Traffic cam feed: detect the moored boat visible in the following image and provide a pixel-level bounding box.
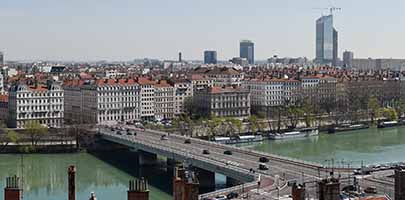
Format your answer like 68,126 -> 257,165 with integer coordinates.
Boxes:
268,128 -> 319,140
328,123 -> 369,133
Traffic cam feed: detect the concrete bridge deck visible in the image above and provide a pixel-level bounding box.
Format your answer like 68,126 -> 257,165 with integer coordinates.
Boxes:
98,126 -> 351,199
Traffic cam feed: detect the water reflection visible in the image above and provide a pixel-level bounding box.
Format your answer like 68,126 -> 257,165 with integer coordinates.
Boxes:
0,152 -> 172,200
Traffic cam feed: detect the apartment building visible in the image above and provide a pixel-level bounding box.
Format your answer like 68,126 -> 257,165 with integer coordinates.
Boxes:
195,86 -> 250,118
189,74 -> 213,91
173,79 -> 193,115
8,81 -> 64,129
138,77 -> 155,121
64,78 -> 140,125
154,80 -> 175,120
243,78 -> 300,115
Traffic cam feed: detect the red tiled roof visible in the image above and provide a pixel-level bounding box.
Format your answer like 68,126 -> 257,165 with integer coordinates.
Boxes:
0,95 -> 8,103
137,77 -> 155,85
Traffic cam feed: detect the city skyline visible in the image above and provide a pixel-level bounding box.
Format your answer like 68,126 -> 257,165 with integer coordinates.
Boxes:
0,0 -> 404,61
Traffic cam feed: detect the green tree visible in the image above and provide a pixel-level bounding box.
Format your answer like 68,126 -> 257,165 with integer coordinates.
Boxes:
394,97 -> 405,118
206,116 -> 222,139
286,106 -> 304,129
248,115 -> 259,133
368,97 -> 381,124
0,130 -> 20,152
25,121 -> 48,146
225,118 -> 242,135
382,108 -> 398,121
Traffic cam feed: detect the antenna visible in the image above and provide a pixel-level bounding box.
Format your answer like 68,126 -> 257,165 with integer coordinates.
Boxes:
312,6 -> 342,16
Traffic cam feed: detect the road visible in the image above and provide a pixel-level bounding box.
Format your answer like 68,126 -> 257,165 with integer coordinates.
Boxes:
99,126 -> 394,199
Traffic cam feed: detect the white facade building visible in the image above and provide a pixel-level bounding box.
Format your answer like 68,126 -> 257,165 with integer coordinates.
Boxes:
64,79 -> 140,125
8,81 -> 64,129
138,78 -> 155,121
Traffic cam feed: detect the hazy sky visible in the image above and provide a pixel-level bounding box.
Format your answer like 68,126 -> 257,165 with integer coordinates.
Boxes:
0,0 -> 404,61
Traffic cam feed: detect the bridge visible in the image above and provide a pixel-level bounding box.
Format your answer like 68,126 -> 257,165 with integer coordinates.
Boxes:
98,126 -> 342,199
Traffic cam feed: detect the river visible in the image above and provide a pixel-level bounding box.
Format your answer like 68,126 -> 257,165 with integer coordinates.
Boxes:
1,127 -> 404,199
238,127 -> 405,167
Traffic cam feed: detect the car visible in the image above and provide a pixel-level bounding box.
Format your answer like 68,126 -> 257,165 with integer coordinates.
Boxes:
259,163 -> 269,170
227,192 -> 238,199
161,135 -> 168,140
364,186 -> 377,194
184,139 -> 191,144
224,150 -> 232,155
203,150 -> 210,155
127,131 -> 136,136
117,131 -> 125,135
259,157 -> 269,163
214,195 -> 227,200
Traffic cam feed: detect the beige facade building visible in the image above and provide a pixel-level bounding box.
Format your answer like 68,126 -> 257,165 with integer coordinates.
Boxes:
195,86 -> 250,118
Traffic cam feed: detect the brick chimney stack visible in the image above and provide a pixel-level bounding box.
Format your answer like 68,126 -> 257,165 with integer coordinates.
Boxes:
128,178 -> 149,200
68,165 -> 76,200
4,176 -> 22,200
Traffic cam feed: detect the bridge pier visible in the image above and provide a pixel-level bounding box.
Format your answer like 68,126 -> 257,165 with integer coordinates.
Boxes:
195,167 -> 215,193
226,176 -> 242,187
138,150 -> 157,166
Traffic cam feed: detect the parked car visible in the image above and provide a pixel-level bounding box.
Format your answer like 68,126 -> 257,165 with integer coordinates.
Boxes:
364,186 -> 377,194
184,139 -> 191,144
203,150 -> 210,155
224,150 -> 232,155
259,163 -> 269,170
259,157 -> 269,163
227,191 -> 238,199
214,195 -> 227,200
161,135 -> 168,140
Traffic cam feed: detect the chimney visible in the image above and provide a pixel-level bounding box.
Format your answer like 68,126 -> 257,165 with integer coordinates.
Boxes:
4,176 -> 22,200
89,192 -> 97,200
128,178 -> 149,200
68,165 -> 76,200
292,183 -> 305,200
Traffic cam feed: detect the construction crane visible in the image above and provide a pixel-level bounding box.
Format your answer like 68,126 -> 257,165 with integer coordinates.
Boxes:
313,6 -> 342,15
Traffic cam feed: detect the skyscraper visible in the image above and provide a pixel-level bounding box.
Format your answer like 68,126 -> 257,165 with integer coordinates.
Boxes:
0,52 -> 4,66
343,51 -> 354,68
316,15 -> 338,66
204,50 -> 217,64
240,40 -> 254,65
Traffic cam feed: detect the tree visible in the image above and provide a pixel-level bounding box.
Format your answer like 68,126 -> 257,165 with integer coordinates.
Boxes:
368,97 -> 381,124
382,108 -> 398,121
206,116 -> 222,139
248,115 -> 259,133
225,118 -> 242,135
0,130 -> 20,152
286,106 -> 304,129
25,121 -> 48,146
394,97 -> 405,118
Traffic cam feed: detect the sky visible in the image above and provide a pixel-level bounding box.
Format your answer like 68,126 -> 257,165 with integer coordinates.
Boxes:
0,0 -> 404,61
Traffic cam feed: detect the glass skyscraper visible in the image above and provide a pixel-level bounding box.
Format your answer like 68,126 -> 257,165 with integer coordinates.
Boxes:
316,15 -> 338,66
204,50 -> 217,64
240,40 -> 254,65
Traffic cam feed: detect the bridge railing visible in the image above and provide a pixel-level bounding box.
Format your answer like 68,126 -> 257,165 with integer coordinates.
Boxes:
101,131 -> 257,181
149,129 -> 323,169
